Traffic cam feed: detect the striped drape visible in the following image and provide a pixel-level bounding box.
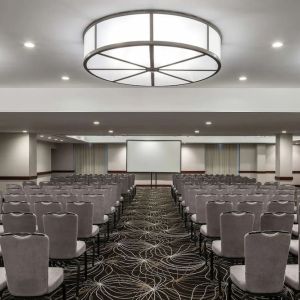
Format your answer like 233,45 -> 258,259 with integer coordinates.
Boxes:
205,144 -> 239,175
74,144 -> 108,174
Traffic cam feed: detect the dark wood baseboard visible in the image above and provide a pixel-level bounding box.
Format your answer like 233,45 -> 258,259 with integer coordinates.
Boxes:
37,171 -> 52,175
275,176 -> 293,180
108,170 -> 127,173
136,184 -> 171,187
51,170 -> 75,173
181,171 -> 206,174
239,171 -> 275,174
37,170 -> 75,175
0,176 -> 37,180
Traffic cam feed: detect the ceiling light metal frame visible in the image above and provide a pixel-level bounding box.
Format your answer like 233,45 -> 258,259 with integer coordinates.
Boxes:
83,9 -> 222,87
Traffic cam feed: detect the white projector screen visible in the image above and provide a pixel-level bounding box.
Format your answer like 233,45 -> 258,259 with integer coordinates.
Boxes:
126,140 -> 181,173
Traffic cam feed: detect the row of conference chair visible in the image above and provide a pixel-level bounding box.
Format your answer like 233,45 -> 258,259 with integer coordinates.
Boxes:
172,178 -> 300,299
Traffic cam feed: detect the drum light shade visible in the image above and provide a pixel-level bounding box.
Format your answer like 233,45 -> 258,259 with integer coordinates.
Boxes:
83,10 -> 222,87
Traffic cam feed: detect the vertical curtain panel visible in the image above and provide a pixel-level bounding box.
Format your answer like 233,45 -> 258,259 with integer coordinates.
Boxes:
74,144 -> 108,174
205,144 -> 238,175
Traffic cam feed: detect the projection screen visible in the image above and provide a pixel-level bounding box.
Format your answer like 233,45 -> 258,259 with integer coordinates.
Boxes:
126,140 -> 181,173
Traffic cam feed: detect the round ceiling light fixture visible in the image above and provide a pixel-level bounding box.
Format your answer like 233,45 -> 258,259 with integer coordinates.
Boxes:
83,10 -> 221,87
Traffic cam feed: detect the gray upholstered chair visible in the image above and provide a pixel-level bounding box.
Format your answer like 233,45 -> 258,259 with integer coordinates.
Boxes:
4,194 -> 27,203
285,235 -> 300,298
56,194 -> 77,211
211,211 -> 254,290
43,213 -> 87,297
67,201 -> 99,258
228,231 -> 290,299
190,195 -> 216,241
266,200 -> 295,214
260,212 -> 294,232
2,201 -> 31,213
237,201 -> 263,230
83,194 -> 110,241
0,233 -> 65,299
35,201 -> 63,233
2,212 -> 37,234
199,201 -> 233,261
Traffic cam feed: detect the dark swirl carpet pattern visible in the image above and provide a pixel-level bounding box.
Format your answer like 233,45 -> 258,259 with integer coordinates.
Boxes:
2,187 -> 296,299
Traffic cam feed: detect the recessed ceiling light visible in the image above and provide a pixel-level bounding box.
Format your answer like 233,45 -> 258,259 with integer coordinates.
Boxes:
40,135 -> 44,138
93,121 -> 100,125
272,41 -> 283,48
282,130 -> 287,134
61,76 -> 70,81
60,139 -> 64,142
205,121 -> 212,125
24,41 -> 35,48
48,137 -> 52,140
108,130 -> 114,134
239,76 -> 247,81
54,138 -> 58,141
194,130 -> 200,134
22,130 -> 28,133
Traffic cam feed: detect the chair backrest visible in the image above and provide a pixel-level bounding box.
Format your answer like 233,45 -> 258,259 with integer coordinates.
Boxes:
225,195 -> 242,209
237,201 -> 263,230
2,213 -> 37,234
266,200 -> 295,214
194,195 -> 216,224
34,201 -> 62,233
0,233 -> 49,297
260,212 -> 294,233
245,231 -> 290,294
56,194 -> 77,211
43,213 -> 78,259
206,201 -> 233,237
4,194 -> 27,202
220,211 -> 254,258
82,194 -> 106,224
67,202 -> 93,238
2,201 -> 31,213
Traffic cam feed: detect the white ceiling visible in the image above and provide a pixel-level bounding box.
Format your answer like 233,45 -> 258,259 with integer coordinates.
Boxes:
1,112 -> 300,136
1,0 -> 300,88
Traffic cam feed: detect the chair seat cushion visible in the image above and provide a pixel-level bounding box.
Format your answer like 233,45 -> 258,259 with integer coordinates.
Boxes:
191,214 -> 197,222
200,225 -> 207,235
285,264 -> 299,290
120,196 -> 124,202
48,267 -> 64,293
292,224 -> 298,236
185,207 -> 189,213
75,241 -> 86,257
290,239 -> 299,256
230,265 -> 246,291
115,200 -> 120,206
0,268 -> 7,291
91,225 -> 99,236
111,207 -> 116,213
181,200 -> 185,206
294,214 -> 298,224
212,240 -> 222,256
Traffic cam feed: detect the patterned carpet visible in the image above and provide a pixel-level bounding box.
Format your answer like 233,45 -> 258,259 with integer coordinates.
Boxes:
2,187 -> 296,299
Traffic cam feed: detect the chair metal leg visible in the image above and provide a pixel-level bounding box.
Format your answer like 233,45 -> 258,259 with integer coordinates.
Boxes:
76,260 -> 80,297
204,240 -> 208,265
97,232 -> 100,256
210,251 -> 214,280
92,241 -> 95,267
107,221 -> 110,240
217,258 -> 222,297
113,211 -> 117,229
84,251 -> 88,280
199,233 -> 203,256
62,282 -> 66,300
227,277 -> 232,300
